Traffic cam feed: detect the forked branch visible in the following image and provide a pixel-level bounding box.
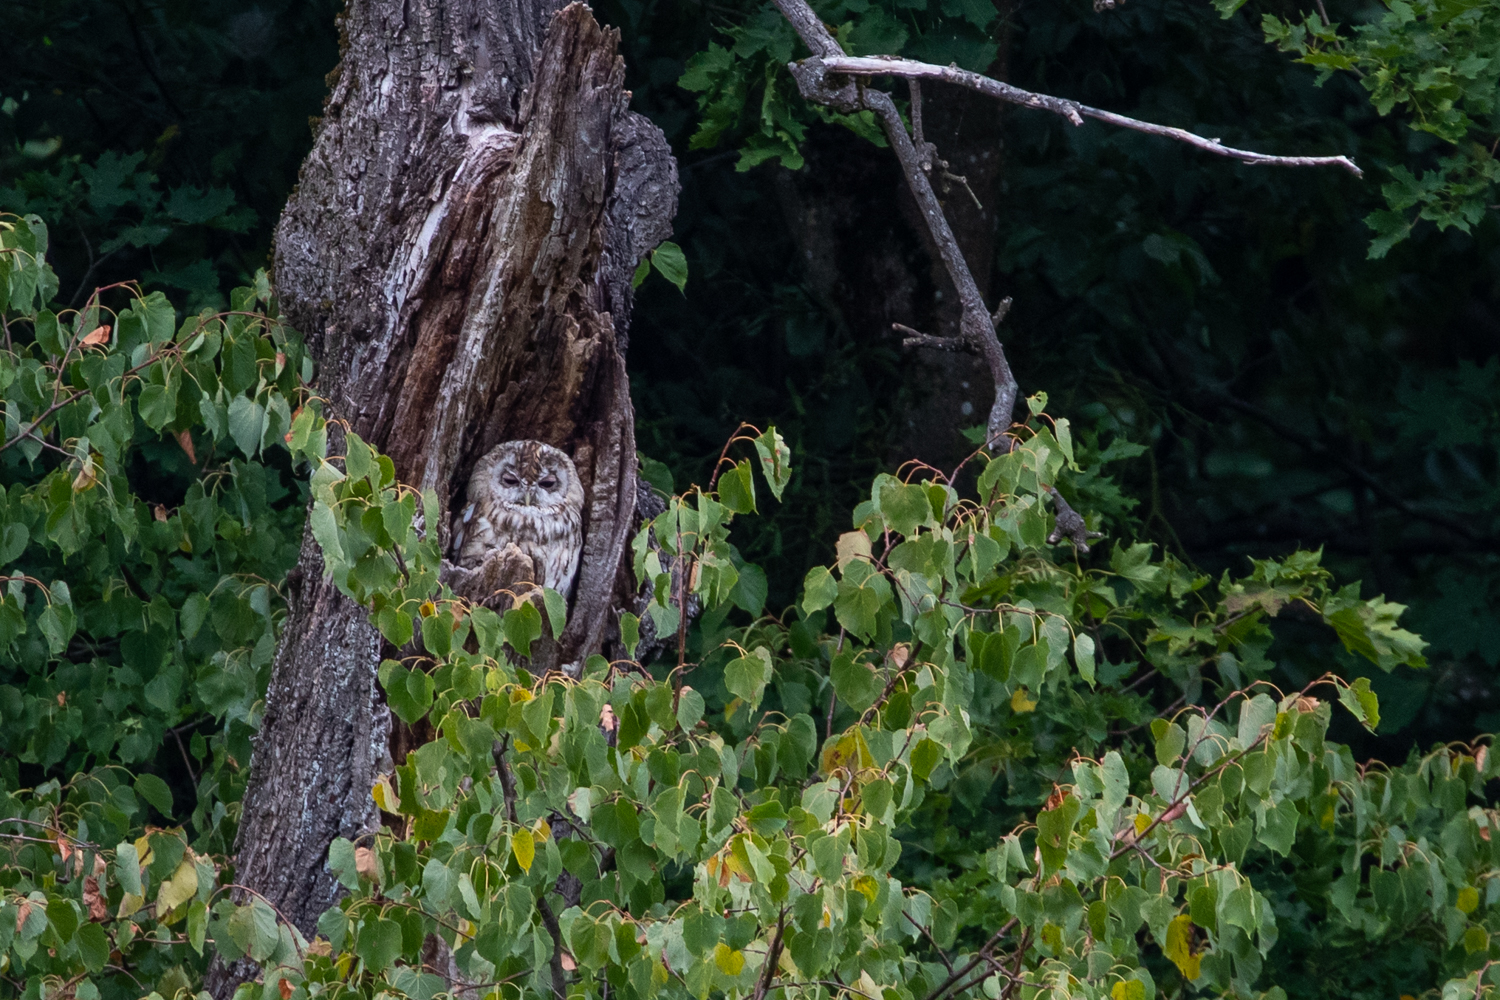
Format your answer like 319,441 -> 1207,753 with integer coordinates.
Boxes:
772,0 -> 1021,449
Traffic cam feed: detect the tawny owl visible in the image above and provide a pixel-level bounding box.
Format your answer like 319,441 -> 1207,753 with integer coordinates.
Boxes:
449,440 -> 585,602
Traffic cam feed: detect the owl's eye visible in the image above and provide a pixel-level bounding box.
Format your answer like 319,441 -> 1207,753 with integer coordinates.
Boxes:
538,476 -> 558,490
501,473 -> 520,487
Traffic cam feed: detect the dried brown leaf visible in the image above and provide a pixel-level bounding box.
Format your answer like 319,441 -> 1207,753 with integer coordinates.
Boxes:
176,429 -> 196,464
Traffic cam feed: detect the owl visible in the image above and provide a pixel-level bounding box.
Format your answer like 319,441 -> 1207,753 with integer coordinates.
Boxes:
449,440 -> 585,603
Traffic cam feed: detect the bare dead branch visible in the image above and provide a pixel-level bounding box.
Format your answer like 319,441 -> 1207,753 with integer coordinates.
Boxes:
774,0 -> 1020,448
1045,485 -> 1104,553
818,54 -> 1363,177
893,323 -> 965,351
991,296 -> 1012,329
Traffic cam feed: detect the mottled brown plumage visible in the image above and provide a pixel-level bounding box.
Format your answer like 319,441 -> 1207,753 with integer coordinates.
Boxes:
450,440 -> 585,602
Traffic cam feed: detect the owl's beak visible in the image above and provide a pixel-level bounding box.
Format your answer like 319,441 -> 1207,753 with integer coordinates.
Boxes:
523,490 -> 537,507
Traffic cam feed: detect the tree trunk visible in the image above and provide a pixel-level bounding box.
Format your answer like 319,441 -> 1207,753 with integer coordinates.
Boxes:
208,0 -> 676,992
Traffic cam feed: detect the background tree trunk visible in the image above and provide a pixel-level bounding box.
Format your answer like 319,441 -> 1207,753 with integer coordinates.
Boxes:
207,1 -> 677,992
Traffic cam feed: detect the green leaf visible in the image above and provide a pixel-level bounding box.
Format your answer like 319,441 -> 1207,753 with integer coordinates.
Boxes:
1151,720 -> 1186,766
135,773 -> 173,816
724,646 -> 773,710
542,587 -> 567,637
1337,676 -> 1381,732
650,241 -> 689,293
677,686 -> 706,731
879,481 -> 935,537
137,381 -> 178,431
227,394 -> 266,458
0,523 -> 27,565
620,612 -> 641,658
504,601 -> 543,658
831,651 -> 882,713
356,916 -> 403,973
115,842 -> 142,895
327,837 -> 360,890
631,257 -> 651,289
46,897 -> 78,942
718,459 -> 757,514
802,566 -> 838,615
1073,632 -> 1096,686
1035,793 -> 1081,874
422,858 -> 456,907
752,426 -> 792,500
76,922 -> 109,972
834,577 -> 885,640
1324,589 -> 1428,671
186,899 -> 208,955
910,738 -> 943,780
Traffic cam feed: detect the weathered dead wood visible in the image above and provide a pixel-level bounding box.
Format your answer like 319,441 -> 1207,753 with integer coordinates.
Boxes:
208,1 -> 677,993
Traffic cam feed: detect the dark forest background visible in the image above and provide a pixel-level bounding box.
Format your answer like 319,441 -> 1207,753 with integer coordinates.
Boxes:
3,0 -> 1496,756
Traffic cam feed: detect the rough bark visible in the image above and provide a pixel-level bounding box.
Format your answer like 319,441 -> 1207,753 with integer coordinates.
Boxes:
208,1 -> 676,993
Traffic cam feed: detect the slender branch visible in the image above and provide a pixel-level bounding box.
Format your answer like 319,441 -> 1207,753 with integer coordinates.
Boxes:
921,917 -> 1019,1000
751,910 -> 787,1000
817,55 -> 1363,177
893,323 -> 965,352
535,895 -> 568,1000
496,737 -> 566,1000
904,911 -> 954,974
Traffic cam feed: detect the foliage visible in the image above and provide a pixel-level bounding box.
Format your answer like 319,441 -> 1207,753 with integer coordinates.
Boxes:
1241,0 -> 1500,256
8,332 -> 1482,1000
0,212 -> 319,997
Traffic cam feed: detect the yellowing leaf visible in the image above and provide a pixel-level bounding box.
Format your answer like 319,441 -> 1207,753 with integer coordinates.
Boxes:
512,828 -> 536,872
1111,980 -> 1146,1000
534,818 -> 552,842
419,601 -> 437,618
156,857 -> 199,913
371,775 -> 397,814
116,893 -> 144,919
1164,914 -> 1201,980
835,530 -> 872,569
821,729 -> 875,776
1458,886 -> 1481,914
852,874 -> 880,903
1011,687 -> 1038,713
713,942 -> 746,976
1133,813 -> 1151,835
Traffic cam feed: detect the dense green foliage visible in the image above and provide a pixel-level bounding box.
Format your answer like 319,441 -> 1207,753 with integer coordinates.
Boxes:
2,0 -> 1499,999
0,212 -> 313,843
2,224 -> 1494,999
